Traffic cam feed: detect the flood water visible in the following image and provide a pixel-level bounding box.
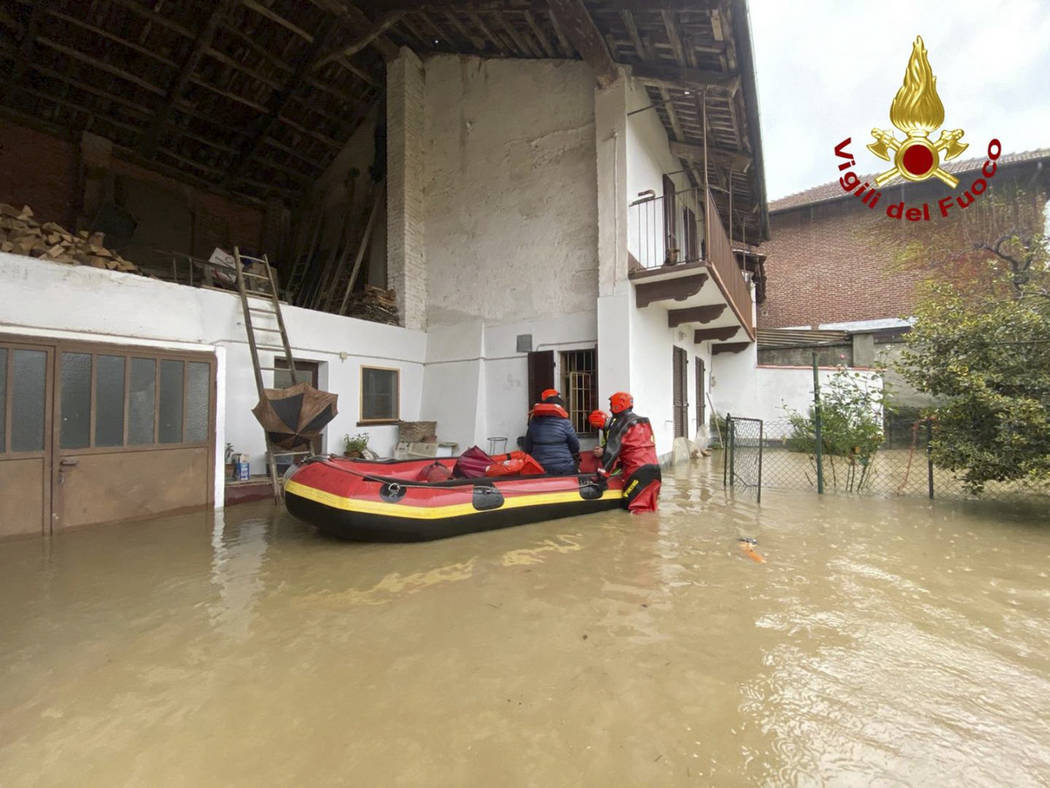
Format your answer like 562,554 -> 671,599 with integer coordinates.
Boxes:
2,459 -> 1050,787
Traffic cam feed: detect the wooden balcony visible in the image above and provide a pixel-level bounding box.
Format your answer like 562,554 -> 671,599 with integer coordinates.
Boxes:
628,186 -> 755,343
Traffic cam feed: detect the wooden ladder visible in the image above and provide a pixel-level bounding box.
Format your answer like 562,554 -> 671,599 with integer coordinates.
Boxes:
233,247 -> 310,501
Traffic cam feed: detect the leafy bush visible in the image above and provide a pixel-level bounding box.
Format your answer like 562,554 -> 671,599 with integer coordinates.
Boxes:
784,367 -> 886,492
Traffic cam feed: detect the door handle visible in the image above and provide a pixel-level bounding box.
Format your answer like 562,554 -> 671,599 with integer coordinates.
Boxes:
59,458 -> 79,467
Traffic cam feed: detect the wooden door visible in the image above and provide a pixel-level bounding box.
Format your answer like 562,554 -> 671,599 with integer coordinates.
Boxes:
695,356 -> 706,433
0,341 -> 53,537
673,347 -> 688,438
52,345 -> 215,530
527,350 -> 554,406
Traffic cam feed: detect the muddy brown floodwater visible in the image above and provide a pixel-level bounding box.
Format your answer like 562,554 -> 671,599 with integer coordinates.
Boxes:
2,459 -> 1050,786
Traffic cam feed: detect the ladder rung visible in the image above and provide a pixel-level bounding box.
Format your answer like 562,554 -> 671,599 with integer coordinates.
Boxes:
242,272 -> 270,280
244,290 -> 275,298
248,306 -> 276,313
270,450 -> 311,456
252,326 -> 283,333
254,343 -> 288,350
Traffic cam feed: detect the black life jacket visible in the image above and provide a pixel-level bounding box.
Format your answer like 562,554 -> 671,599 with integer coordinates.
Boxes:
602,409 -> 650,472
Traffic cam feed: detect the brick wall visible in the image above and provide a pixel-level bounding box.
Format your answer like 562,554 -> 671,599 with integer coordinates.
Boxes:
0,119 -> 262,257
386,47 -> 426,331
759,198 -> 924,328
759,163 -> 1049,329
0,120 -> 77,226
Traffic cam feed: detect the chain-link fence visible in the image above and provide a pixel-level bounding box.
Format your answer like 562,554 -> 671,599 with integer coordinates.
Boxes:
721,411 -> 1050,503
724,416 -> 763,502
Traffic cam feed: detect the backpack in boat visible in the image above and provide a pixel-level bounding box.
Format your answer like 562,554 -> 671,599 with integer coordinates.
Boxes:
452,445 -> 494,479
416,461 -> 452,483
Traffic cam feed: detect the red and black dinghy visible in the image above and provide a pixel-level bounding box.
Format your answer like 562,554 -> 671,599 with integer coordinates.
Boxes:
283,455 -> 625,542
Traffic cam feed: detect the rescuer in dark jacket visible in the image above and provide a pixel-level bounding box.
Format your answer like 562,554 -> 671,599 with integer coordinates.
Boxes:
523,389 -> 580,475
595,391 -> 662,512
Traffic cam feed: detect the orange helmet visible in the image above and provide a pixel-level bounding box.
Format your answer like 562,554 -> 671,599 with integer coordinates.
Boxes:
541,388 -> 560,402
588,409 -> 610,430
609,391 -> 633,414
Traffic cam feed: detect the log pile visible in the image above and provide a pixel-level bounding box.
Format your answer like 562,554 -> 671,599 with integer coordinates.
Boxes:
0,203 -> 139,273
347,285 -> 399,325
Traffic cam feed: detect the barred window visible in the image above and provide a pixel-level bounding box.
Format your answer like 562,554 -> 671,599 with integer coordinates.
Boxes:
560,349 -> 597,436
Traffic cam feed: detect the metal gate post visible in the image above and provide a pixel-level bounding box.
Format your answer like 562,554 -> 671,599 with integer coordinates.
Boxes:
725,413 -> 733,488
757,420 -> 763,504
926,418 -> 934,499
812,354 -> 824,494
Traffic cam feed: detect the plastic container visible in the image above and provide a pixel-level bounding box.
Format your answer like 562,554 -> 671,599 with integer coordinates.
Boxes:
235,455 -> 250,481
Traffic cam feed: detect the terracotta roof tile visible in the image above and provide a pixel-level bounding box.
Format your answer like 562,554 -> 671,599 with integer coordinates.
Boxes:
770,147 -> 1050,213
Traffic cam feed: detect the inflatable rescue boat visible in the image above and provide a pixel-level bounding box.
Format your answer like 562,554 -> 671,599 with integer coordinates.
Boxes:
284,455 -> 625,541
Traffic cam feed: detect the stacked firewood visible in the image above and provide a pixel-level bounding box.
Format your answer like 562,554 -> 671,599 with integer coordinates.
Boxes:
347,285 -> 399,325
0,203 -> 139,273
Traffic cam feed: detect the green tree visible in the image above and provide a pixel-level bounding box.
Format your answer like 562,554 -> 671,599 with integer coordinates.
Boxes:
784,367 -> 886,492
898,255 -> 1050,493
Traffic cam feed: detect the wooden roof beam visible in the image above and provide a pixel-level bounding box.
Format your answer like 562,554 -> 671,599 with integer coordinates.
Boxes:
547,0 -> 618,88
313,10 -> 406,69
241,0 -> 313,42
229,23 -> 339,180
669,140 -> 750,172
630,62 -> 739,92
3,0 -> 52,105
139,0 -> 235,158
315,1 -> 401,61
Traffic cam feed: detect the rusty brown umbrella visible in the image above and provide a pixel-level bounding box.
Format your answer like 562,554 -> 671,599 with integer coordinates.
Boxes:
252,383 -> 338,451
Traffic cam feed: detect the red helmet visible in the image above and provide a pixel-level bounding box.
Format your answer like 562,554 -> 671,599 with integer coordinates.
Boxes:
541,388 -> 560,402
588,409 -> 610,430
609,391 -> 633,414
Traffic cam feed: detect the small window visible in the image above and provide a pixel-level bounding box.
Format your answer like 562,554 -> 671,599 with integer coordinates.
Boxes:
274,358 -> 318,389
560,349 -> 597,436
360,367 -> 399,423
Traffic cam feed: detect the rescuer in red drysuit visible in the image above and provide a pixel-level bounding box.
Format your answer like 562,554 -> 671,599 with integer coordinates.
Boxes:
594,391 -> 661,513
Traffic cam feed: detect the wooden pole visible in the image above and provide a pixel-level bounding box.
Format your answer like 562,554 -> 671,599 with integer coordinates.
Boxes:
338,183 -> 385,316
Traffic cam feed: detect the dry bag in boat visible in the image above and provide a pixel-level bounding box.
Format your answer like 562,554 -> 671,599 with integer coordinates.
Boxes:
416,461 -> 453,482
452,446 -> 494,479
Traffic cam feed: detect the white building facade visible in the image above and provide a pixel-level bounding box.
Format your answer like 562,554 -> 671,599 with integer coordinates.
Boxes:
1,43 -> 768,536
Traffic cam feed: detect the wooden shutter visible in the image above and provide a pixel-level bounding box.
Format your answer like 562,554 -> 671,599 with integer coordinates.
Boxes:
695,356 -> 705,432
527,350 -> 554,406
672,347 -> 688,438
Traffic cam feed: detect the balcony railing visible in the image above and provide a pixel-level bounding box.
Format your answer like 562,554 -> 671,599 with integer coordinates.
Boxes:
628,187 -> 704,268
702,185 -> 753,334
627,185 -> 753,336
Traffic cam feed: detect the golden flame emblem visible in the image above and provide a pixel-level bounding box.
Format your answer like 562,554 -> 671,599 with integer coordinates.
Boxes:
867,36 -> 967,187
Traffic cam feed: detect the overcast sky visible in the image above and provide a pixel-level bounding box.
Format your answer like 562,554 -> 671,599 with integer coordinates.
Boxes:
747,0 -> 1050,201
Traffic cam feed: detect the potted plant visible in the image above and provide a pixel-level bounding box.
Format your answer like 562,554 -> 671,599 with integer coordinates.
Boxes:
343,432 -> 369,458
224,443 -> 235,479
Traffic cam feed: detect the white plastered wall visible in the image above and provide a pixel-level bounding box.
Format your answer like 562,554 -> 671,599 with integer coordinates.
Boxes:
0,253 -> 426,506
625,79 -> 693,269
710,344 -> 883,439
417,54 -> 601,451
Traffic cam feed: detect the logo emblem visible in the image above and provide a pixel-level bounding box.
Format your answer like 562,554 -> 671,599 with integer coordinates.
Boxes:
867,36 -> 967,188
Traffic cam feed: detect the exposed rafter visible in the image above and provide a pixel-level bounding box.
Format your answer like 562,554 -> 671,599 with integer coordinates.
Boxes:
631,62 -> 739,92
313,10 -> 407,70
669,140 -> 750,171
547,0 -> 618,88
138,0 -> 236,158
